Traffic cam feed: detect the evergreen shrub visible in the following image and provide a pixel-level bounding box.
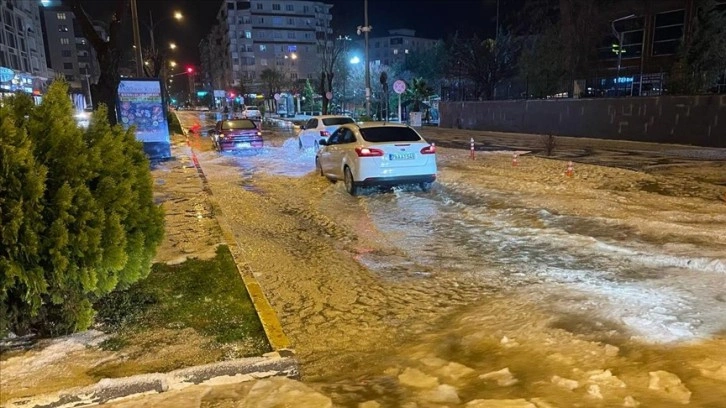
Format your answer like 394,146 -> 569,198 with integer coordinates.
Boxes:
0,81 -> 164,337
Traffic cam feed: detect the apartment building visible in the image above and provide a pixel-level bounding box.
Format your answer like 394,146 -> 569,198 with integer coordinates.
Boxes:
39,5 -> 104,106
0,0 -> 50,99
201,0 -> 332,95
360,29 -> 439,68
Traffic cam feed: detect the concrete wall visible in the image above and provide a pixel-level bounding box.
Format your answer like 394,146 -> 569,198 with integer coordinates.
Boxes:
440,95 -> 726,148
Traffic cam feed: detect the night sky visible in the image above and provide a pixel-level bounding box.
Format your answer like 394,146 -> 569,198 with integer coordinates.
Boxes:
76,0 -> 499,67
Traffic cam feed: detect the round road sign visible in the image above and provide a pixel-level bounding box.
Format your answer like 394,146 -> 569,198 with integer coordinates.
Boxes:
325,91 -> 333,100
393,80 -> 406,94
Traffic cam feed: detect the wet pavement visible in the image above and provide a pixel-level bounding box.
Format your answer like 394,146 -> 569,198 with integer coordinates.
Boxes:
4,112 -> 725,407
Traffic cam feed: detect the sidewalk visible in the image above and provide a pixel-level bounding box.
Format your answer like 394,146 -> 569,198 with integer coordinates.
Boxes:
1,132 -> 331,408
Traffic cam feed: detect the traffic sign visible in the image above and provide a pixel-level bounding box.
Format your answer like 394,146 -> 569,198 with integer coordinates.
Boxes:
393,80 -> 406,94
325,91 -> 333,100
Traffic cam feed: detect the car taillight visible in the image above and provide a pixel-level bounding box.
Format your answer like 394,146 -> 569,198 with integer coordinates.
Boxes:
320,130 -> 330,137
355,147 -> 384,157
420,144 -> 436,154
256,131 -> 262,136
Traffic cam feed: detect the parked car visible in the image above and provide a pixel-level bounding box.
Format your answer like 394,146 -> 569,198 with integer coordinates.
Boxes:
242,105 -> 262,119
209,119 -> 263,152
315,122 -> 437,195
298,115 -> 355,150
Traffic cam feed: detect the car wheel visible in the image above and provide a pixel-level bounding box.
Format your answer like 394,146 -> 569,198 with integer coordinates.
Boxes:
420,182 -> 433,192
344,166 -> 358,196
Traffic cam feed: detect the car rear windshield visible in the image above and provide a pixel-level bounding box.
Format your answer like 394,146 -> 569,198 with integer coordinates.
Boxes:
222,119 -> 257,130
322,117 -> 354,126
359,127 -> 422,143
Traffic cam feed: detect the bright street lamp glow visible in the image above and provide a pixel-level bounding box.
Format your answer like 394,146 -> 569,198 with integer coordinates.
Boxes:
169,61 -> 177,67
174,11 -> 183,20
169,43 -> 177,50
350,56 -> 360,64
291,53 -> 298,60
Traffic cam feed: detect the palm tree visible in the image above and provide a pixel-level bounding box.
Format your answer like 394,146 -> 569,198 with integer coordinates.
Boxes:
407,78 -> 434,112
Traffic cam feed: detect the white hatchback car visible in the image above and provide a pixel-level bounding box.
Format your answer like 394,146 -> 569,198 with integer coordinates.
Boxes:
242,106 -> 261,119
315,122 -> 437,195
298,115 -> 355,149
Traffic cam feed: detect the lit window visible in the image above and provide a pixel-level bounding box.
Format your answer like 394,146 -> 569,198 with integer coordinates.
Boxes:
404,49 -> 409,54
57,13 -> 66,20
393,49 -> 398,55
60,38 -> 69,45
259,44 -> 267,51
245,31 -> 251,39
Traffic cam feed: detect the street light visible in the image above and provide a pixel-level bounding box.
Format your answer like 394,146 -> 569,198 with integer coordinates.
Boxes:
147,10 -> 183,56
169,42 -> 177,50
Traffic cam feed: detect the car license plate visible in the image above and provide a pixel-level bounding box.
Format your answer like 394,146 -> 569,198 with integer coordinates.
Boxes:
236,142 -> 251,148
390,153 -> 414,160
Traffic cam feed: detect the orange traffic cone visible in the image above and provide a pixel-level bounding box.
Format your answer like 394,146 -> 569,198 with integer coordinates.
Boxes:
565,161 -> 574,177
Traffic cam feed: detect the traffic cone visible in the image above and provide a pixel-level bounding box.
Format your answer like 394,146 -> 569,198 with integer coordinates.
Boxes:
470,138 -> 475,160
512,153 -> 519,167
565,161 -> 574,177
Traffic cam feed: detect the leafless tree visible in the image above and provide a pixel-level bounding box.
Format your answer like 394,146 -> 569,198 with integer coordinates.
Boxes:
61,0 -> 128,125
317,27 -> 348,114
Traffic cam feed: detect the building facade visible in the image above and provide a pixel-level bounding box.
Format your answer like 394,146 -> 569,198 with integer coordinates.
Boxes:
595,0 -> 726,96
0,0 -> 51,99
359,29 -> 439,68
201,0 -> 333,96
39,5 -> 104,106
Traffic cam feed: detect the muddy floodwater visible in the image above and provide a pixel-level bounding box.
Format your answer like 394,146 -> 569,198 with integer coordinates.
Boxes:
173,113 -> 726,406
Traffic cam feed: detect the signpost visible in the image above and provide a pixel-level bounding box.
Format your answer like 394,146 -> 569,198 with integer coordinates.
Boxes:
393,80 -> 406,123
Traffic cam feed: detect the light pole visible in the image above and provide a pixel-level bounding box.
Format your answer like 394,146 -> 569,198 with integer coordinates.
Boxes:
130,0 -> 143,76
357,0 -> 372,117
186,66 -> 194,106
611,14 -> 636,96
349,56 -> 360,114
146,10 -> 183,57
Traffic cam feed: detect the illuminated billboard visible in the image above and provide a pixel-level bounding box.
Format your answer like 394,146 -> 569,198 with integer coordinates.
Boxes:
116,79 -> 171,160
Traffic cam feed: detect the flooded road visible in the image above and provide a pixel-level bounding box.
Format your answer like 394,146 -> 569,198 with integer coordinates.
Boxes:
178,112 -> 726,407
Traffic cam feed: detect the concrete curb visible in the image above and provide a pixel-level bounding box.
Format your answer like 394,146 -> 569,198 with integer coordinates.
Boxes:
179,122 -> 293,352
4,355 -> 298,408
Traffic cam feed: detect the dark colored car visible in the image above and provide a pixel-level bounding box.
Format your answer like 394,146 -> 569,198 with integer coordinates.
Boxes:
209,119 -> 263,152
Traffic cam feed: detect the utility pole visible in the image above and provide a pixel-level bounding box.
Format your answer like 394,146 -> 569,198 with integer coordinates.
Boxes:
496,0 -> 500,40
149,10 -> 156,56
130,0 -> 144,77
357,0 -> 372,117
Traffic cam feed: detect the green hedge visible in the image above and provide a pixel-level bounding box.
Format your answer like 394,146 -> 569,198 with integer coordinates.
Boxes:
0,81 -> 165,337
167,109 -> 183,135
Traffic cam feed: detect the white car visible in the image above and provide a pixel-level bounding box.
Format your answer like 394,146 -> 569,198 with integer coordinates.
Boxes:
315,122 -> 437,195
298,115 -> 355,149
242,106 -> 261,119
